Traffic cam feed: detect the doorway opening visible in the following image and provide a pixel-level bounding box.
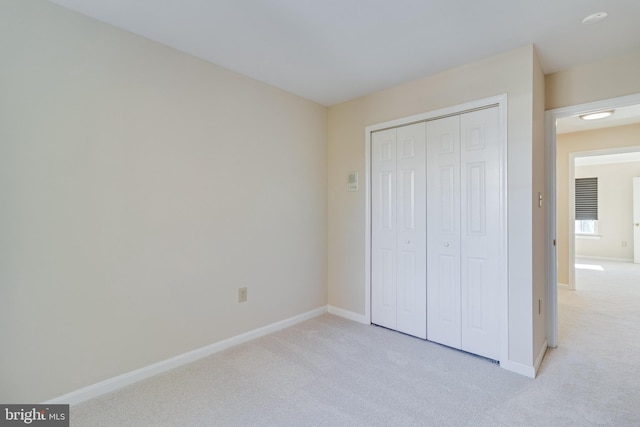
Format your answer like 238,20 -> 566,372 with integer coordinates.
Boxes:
545,93 -> 640,347
566,148 -> 640,290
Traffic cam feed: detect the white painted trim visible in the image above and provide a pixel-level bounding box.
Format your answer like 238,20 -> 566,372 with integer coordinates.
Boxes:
328,305 -> 369,324
557,283 -> 570,290
576,255 -> 634,262
568,151 -> 577,291
534,339 -> 548,376
500,359 -> 536,378
545,111 -> 558,348
497,95 -> 509,373
365,96 -> 505,134
43,306 -> 328,406
364,94 -> 510,370
364,126 -> 372,325
544,92 -> 640,350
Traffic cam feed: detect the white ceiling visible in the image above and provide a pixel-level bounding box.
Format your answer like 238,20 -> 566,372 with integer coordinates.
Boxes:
557,104 -> 640,134
48,0 -> 640,106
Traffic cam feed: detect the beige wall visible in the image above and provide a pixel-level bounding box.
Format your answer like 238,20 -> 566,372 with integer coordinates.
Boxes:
575,162 -> 640,260
0,1 -> 327,403
532,50 -> 547,359
546,51 -> 640,110
556,124 -> 640,284
328,45 -> 542,368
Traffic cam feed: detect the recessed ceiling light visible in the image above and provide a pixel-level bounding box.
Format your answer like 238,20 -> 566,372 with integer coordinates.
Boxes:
579,110 -> 614,120
582,12 -> 608,25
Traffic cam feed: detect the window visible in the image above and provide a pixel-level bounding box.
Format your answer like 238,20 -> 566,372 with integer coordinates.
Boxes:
575,177 -> 598,235
575,219 -> 597,234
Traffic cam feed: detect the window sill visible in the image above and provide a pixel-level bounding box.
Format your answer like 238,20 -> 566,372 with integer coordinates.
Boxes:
576,234 -> 601,240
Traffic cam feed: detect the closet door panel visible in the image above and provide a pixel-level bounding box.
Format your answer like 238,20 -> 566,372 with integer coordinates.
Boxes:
460,107 -> 501,360
426,116 -> 461,349
396,123 -> 427,339
371,128 -> 397,330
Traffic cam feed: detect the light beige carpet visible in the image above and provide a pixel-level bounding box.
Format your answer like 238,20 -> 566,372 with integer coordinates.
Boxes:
70,259 -> 640,426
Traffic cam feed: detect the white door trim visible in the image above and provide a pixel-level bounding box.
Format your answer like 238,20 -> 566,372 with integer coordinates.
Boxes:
545,93 -> 640,348
634,177 -> 640,264
365,94 -> 508,365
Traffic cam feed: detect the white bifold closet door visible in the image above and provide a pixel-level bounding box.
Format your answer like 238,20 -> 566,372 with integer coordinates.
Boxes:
426,107 -> 501,360
371,123 -> 427,339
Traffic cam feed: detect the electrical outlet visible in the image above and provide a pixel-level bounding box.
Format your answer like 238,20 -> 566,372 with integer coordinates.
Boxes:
238,287 -> 247,303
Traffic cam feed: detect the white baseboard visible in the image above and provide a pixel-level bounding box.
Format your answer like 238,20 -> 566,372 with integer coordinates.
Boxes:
327,305 -> 369,324
500,359 -> 536,378
500,340 -> 547,379
534,339 -> 548,376
44,306 -> 328,406
575,255 -> 633,262
557,283 -> 570,289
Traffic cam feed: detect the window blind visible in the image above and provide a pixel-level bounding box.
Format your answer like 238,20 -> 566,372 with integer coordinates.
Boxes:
575,177 -> 598,220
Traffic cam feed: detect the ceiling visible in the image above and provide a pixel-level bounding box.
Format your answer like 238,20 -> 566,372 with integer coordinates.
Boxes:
48,0 -> 640,106
557,104 -> 640,134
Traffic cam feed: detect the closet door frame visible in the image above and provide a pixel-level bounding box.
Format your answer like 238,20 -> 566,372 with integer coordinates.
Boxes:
364,94 -> 508,366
